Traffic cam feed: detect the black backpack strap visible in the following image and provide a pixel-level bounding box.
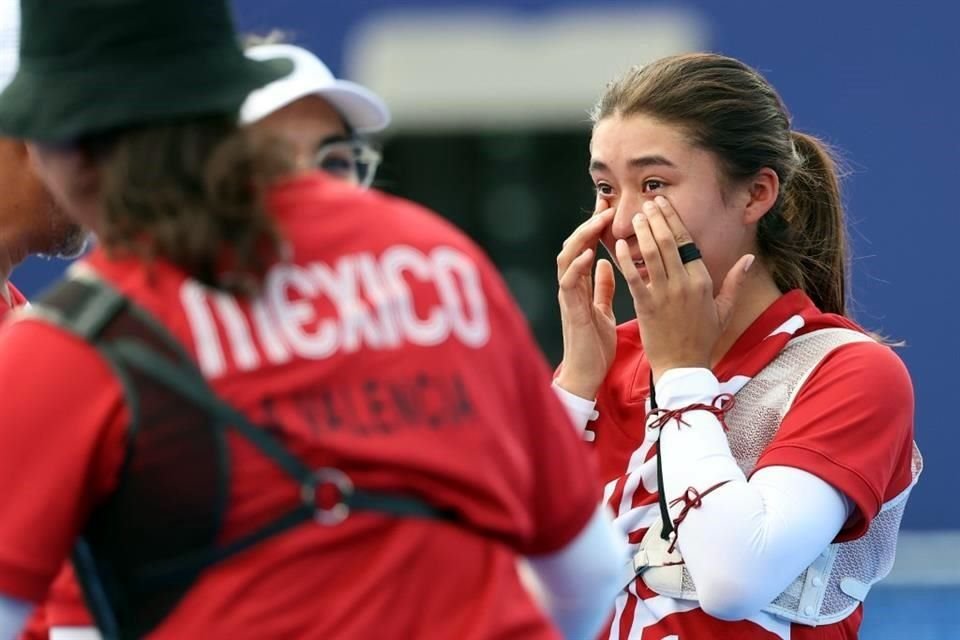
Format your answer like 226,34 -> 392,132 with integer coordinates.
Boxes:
26,272 -> 127,339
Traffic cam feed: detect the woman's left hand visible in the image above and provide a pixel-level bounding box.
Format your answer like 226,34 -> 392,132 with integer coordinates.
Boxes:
613,196 -> 755,383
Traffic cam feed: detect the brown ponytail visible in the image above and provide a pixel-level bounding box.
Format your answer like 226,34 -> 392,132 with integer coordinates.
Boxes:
766,132 -> 848,315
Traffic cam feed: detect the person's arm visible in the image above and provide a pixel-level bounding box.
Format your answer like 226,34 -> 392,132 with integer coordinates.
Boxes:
653,368 -> 851,619
652,349 -> 912,620
526,506 -> 626,639
481,253 -> 625,637
669,465 -> 849,619
551,382 -> 597,435
0,595 -> 32,640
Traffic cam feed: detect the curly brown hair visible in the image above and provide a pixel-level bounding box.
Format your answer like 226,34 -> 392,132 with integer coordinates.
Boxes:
87,114 -> 294,295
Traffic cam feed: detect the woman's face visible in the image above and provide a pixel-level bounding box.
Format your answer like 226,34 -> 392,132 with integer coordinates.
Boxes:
0,140 -> 87,258
251,95 -> 354,181
589,113 -> 758,293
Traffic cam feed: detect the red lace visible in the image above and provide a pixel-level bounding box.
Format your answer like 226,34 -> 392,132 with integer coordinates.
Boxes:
647,393 -> 736,432
666,481 -> 731,553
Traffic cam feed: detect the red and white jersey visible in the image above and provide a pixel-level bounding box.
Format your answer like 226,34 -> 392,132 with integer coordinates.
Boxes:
0,173 -> 601,639
589,290 -> 916,640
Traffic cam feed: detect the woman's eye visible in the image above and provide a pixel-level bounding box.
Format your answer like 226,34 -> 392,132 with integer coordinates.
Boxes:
642,179 -> 665,192
594,183 -> 614,196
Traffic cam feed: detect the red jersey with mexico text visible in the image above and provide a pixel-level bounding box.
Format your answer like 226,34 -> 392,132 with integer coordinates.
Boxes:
590,290 -> 915,640
0,173 -> 600,639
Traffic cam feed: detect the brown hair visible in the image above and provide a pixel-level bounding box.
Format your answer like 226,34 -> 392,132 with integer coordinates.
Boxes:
591,53 -> 848,315
88,114 -> 293,294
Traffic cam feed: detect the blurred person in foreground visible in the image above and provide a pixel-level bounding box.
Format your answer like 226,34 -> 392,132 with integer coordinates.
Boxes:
31,39 -> 397,640
552,53 -> 921,639
0,2 -> 87,638
0,0 -> 86,325
0,1 -> 625,639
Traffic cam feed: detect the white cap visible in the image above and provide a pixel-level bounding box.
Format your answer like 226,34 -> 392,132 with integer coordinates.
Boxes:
0,0 -> 19,92
241,43 -> 390,134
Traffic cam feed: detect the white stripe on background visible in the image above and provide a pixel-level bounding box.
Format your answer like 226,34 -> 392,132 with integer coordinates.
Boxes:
345,7 -> 707,131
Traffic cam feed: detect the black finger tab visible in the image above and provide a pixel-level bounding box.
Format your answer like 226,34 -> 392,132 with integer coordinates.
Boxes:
678,243 -> 702,264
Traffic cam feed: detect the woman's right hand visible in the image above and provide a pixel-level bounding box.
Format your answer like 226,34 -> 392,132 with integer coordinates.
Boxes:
554,202 -> 617,400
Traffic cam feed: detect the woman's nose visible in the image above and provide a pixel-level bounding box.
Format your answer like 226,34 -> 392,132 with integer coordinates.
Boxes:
610,200 -> 642,240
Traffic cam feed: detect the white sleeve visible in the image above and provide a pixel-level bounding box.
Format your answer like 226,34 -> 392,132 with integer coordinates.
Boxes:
525,506 -> 628,639
551,382 -> 597,435
654,368 -> 852,621
0,595 -> 32,640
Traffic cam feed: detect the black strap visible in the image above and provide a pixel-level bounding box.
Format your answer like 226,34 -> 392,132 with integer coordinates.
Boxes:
135,489 -> 456,589
134,505 -> 313,588
651,370 -> 675,540
30,277 -> 129,340
72,540 -> 122,640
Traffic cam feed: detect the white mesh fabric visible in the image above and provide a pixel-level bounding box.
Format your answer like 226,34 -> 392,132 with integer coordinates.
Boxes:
645,328 -> 923,625
724,330 -> 860,475
680,563 -> 697,596
769,568 -> 806,612
812,478 -> 917,623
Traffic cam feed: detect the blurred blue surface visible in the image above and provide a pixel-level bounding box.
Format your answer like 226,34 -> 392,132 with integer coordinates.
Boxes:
862,586 -> 960,640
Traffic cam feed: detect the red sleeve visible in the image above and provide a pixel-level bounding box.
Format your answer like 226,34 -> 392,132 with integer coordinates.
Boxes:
45,564 -> 93,627
482,260 -> 602,556
0,319 -> 128,602
753,340 -> 915,541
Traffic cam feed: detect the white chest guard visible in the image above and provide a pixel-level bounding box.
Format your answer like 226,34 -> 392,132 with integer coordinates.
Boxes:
633,328 -> 923,626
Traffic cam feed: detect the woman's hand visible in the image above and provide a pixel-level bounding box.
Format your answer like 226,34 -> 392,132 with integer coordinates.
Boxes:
555,201 -> 617,400
613,196 -> 754,383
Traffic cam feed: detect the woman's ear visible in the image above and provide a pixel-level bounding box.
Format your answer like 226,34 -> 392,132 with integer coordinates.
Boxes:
742,167 -> 780,224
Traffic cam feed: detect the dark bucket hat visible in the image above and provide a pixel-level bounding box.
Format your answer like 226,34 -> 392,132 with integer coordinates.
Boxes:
0,0 -> 293,143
